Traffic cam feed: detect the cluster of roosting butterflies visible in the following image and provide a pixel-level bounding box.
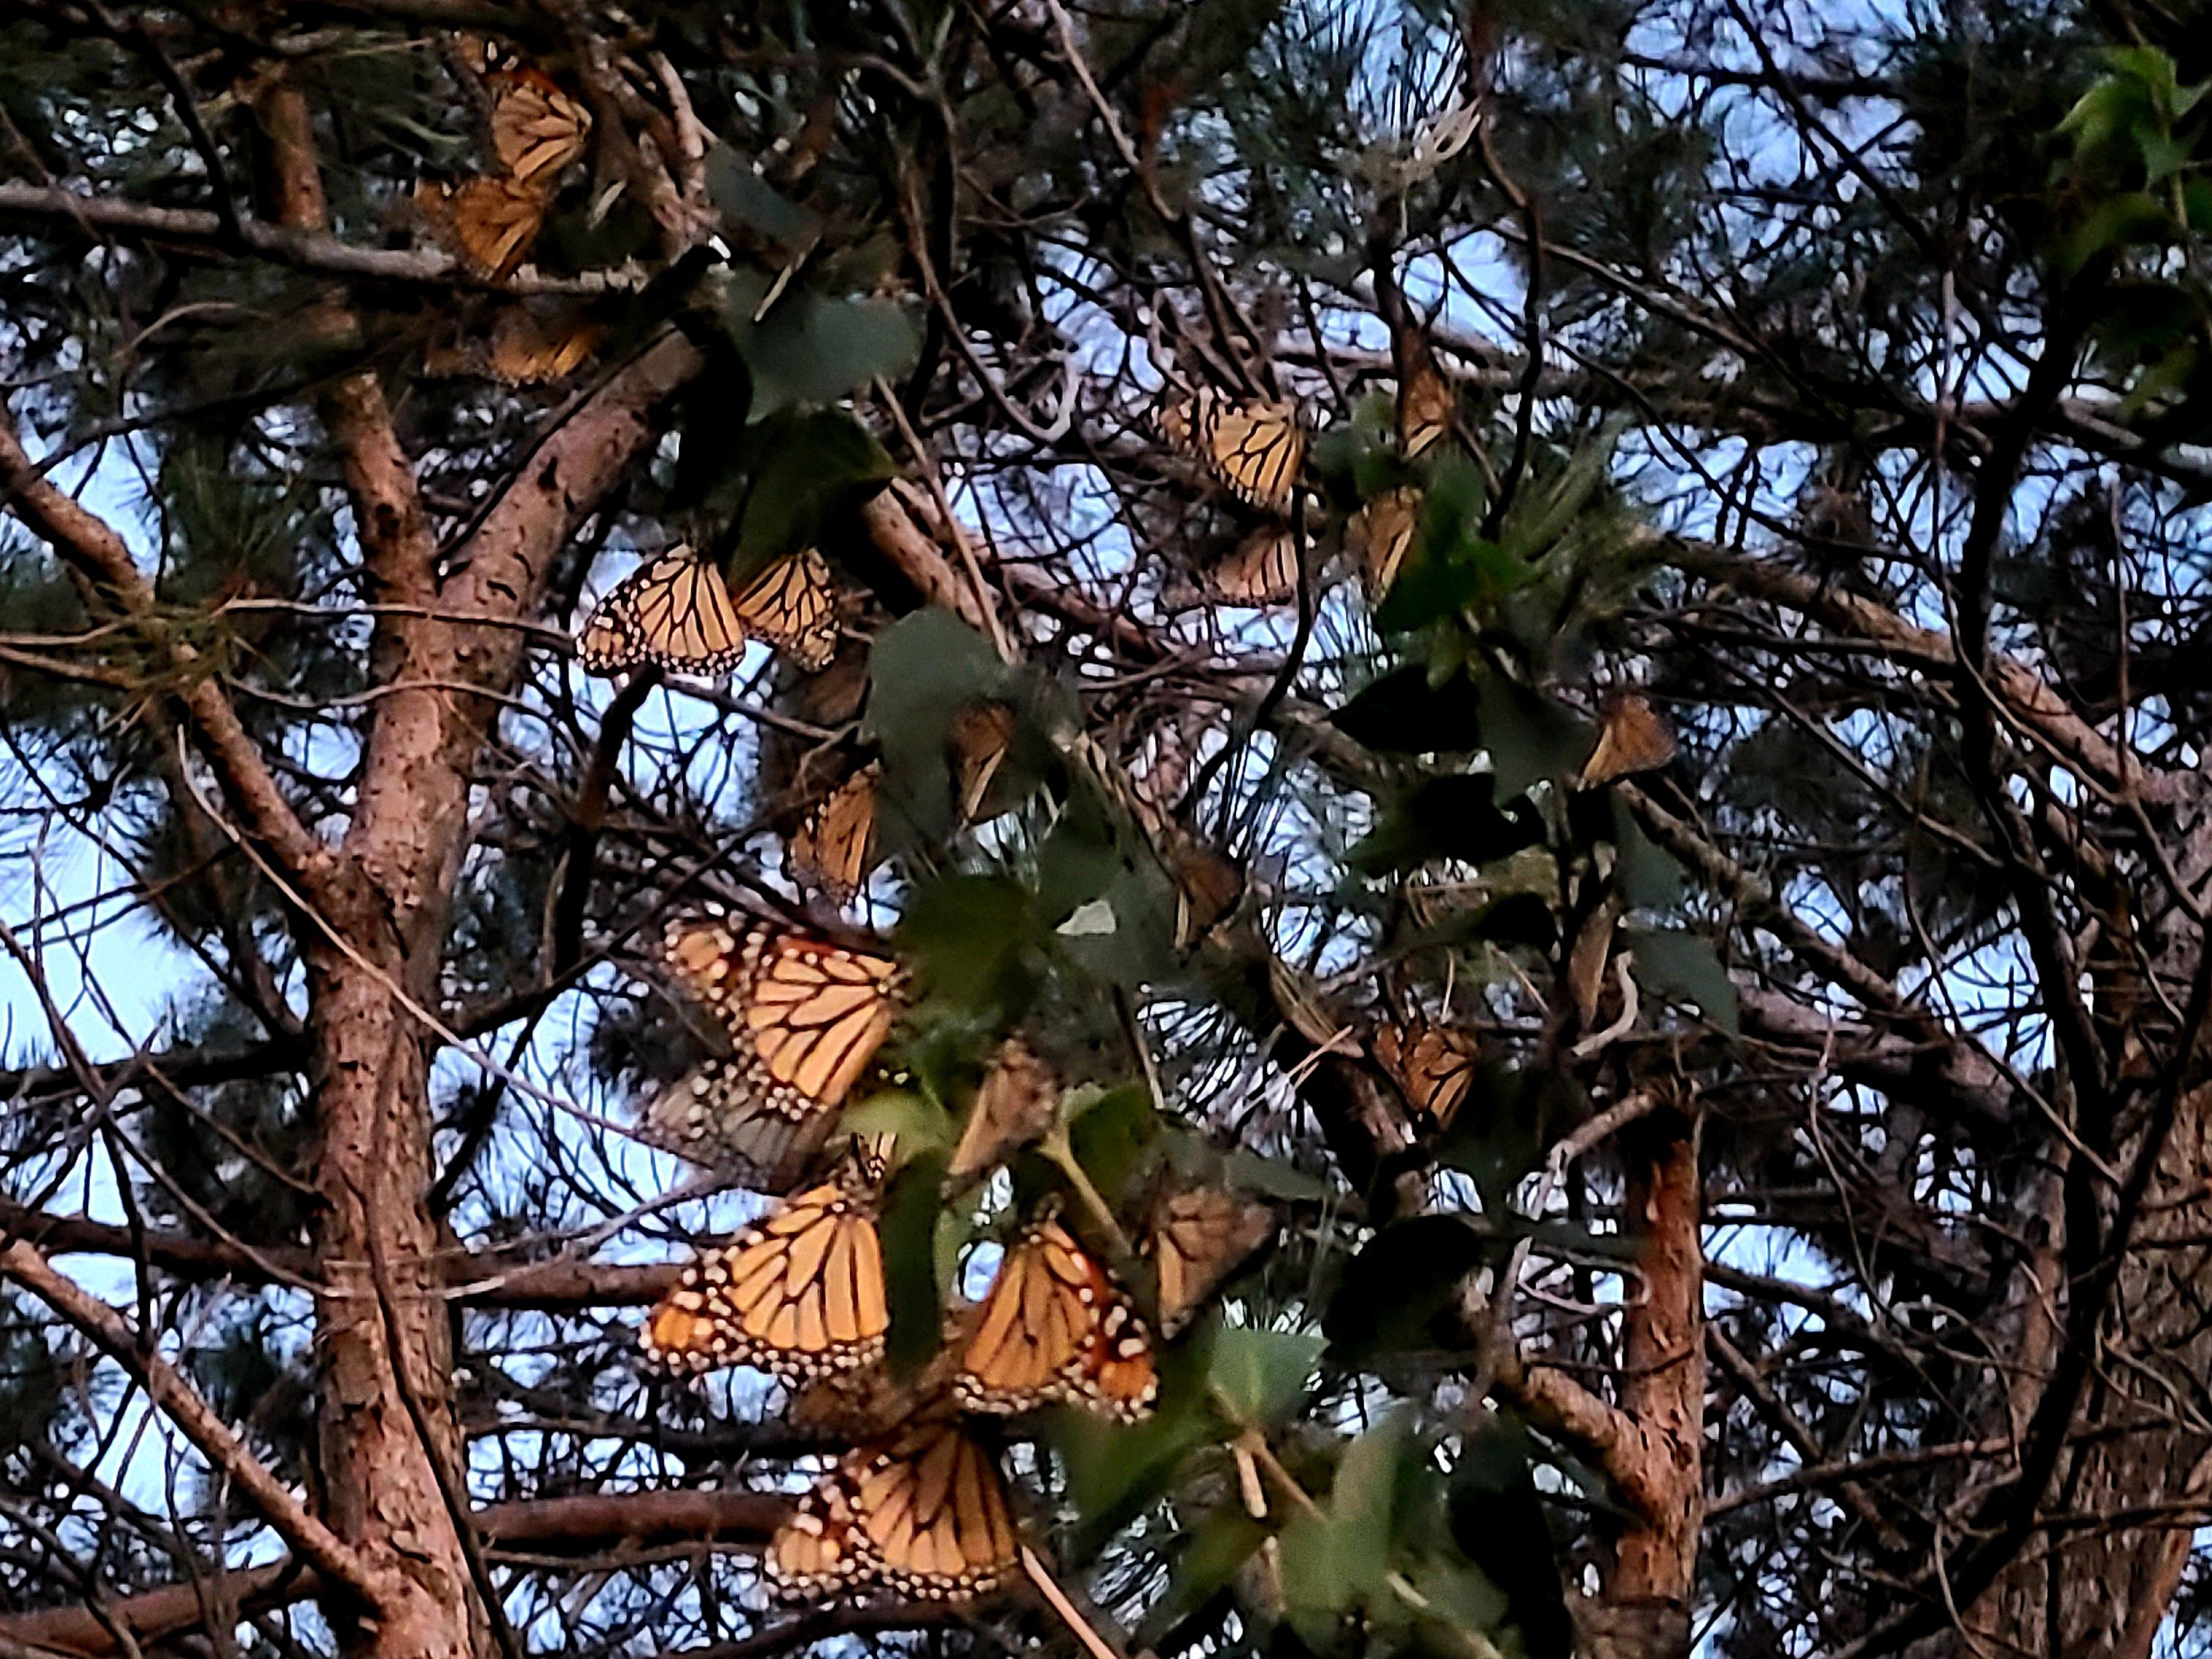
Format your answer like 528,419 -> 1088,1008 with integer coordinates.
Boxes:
413,39 -> 609,383
554,121 -> 1685,1596
614,912 -> 1279,1605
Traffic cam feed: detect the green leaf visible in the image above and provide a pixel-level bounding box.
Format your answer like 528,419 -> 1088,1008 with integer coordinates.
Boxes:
897,873 -> 1039,1020
1434,1064 -> 1576,1209
1347,772 -> 1543,875
1328,1412 -> 1413,1597
2058,190 -> 2171,274
1332,663 -> 1485,754
1055,1346 -> 1219,1541
1374,462 -> 1525,633
1064,1081 -> 1159,1208
1219,1148 -> 1328,1200
1034,800 -> 1132,924
879,1151 -> 949,1380
868,609 -> 1012,842
725,409 -> 896,571
704,145 -> 819,245
838,1088 -> 955,1158
1208,1327 -> 1324,1426
1449,1420 -> 1576,1659
1624,925 -> 1738,1034
1609,800 -> 1687,909
1279,1415 -> 1425,1637
746,293 -> 920,415
1476,671 -> 1594,797
1323,1217 -> 1486,1362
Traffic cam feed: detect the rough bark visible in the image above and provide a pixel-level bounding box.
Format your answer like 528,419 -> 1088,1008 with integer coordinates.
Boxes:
1589,1113 -> 1705,1659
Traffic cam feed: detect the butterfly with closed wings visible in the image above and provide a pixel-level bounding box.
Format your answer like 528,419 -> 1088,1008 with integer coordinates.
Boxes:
475,46 -> 591,185
642,1143 -> 889,1380
1147,1184 -> 1278,1336
1579,693 -> 1678,787
1374,1014 -> 1481,1132
640,914 -> 906,1188
788,762 -> 882,903
956,1211 -> 1156,1423
1156,388 -> 1308,514
767,1415 -> 1021,1603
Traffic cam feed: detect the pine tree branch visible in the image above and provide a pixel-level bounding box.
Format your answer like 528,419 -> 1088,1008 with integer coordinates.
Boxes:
0,415 -> 340,911
0,1198 -> 674,1307
0,1241 -> 399,1618
0,1040 -> 298,1106
0,1491 -> 786,1656
1674,541 -> 2158,803
0,181 -> 614,296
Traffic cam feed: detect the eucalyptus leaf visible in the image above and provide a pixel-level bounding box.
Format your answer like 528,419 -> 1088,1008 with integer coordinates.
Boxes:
1208,1326 -> 1323,1426
747,293 -> 920,415
1624,925 -> 1739,1034
1324,1217 -> 1484,1363
879,1151 -> 949,1380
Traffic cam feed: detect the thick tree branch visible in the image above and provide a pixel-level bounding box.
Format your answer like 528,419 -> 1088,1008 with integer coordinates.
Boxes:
0,181 -> 614,296
0,1240 -> 397,1617
0,1490 -> 786,1656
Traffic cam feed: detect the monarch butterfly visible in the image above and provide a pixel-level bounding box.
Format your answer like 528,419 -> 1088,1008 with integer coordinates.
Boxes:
956,1212 -> 1156,1422
947,1039 -> 1058,1181
644,915 -> 906,1184
415,173 -> 552,280
1148,1185 -> 1277,1336
1156,388 -> 1307,513
790,1308 -> 980,1441
481,54 -> 591,185
767,1417 -> 1021,1603
576,547 -> 837,678
1374,1015 -> 1481,1131
425,303 -> 604,384
1204,526 -> 1301,607
729,547 -> 838,672
1398,347 -> 1456,457
643,1150 -> 888,1379
484,304 -> 603,383
949,699 -> 1016,824
1352,487 -> 1422,599
1579,693 -> 1677,786
788,762 -> 881,903
576,548 -> 748,678
1167,833 -> 1244,950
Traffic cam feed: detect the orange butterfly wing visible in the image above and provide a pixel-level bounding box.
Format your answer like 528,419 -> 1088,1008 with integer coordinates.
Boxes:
576,549 -> 748,678
1148,1185 -> 1277,1335
416,173 -> 549,279
1205,527 -> 1301,607
485,62 -> 591,184
732,549 -> 838,672
1579,693 -> 1677,786
957,1215 -> 1156,1422
947,1038 -> 1059,1181
1159,389 -> 1307,513
646,915 -> 904,1184
768,1419 -> 1020,1603
1374,1016 -> 1480,1130
788,763 -> 881,902
1352,486 -> 1422,599
643,1164 -> 888,1380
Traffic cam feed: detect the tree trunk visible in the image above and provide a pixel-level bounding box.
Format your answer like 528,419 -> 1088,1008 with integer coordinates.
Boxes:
1966,775 -> 2212,1659
1588,1113 -> 1705,1659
